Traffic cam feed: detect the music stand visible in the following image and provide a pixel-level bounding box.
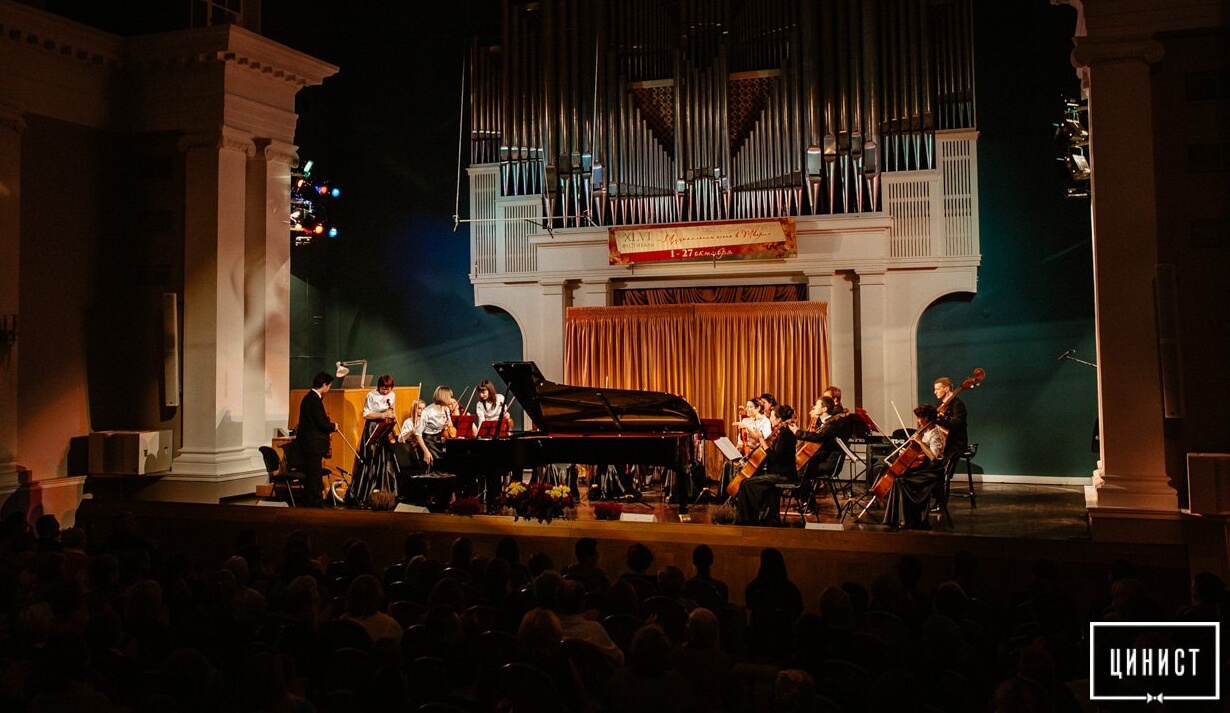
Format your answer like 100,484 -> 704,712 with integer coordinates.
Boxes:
476,418 -> 511,438
700,418 -> 725,441
364,421 -> 395,448
854,408 -> 884,437
452,414 -> 476,438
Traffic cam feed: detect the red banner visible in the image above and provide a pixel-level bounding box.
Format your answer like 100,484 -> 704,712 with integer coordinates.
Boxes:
608,218 -> 797,265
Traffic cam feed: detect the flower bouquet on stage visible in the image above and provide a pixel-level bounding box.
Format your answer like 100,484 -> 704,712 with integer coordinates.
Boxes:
502,481 -> 574,523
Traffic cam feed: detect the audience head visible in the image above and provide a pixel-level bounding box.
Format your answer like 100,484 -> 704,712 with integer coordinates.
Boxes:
626,543 -> 654,574
403,531 -> 429,560
34,514 -> 60,540
448,536 -> 473,570
774,669 -> 817,713
344,574 -> 385,617
558,579 -> 587,615
756,547 -> 789,583
629,623 -> 672,674
692,544 -> 714,572
312,371 -> 333,389
657,565 -> 685,598
532,570 -> 564,610
516,607 -> 562,661
685,607 -> 720,649
495,536 -> 521,565
575,536 -> 600,565
527,551 -> 554,576
818,586 -> 854,631
1192,571 -> 1226,607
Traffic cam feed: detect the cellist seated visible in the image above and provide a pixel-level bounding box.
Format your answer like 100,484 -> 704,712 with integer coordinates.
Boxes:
876,404 -> 948,530
734,404 -> 797,526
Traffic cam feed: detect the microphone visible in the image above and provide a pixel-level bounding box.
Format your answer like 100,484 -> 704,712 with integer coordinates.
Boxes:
1057,349 -> 1072,362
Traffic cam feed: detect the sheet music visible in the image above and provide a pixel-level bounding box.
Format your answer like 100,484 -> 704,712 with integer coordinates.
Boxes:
714,436 -> 743,462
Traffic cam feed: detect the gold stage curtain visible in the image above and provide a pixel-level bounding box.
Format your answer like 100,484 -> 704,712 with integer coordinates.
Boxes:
565,302 -> 829,474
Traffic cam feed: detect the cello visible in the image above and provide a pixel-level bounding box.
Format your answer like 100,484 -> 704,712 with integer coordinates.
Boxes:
727,417 -> 794,497
869,368 -> 985,500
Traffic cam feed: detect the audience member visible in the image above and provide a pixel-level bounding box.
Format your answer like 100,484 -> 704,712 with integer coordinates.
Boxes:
670,607 -> 731,712
556,579 -> 624,665
604,623 -> 698,713
744,547 -> 804,665
687,544 -> 729,604
341,574 -> 403,644
563,536 -> 611,593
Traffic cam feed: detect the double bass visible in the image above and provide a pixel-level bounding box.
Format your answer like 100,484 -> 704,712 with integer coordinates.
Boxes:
869,368 -> 985,500
727,418 -> 794,497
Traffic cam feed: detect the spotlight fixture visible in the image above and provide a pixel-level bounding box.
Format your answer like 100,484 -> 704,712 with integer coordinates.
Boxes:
290,160 -> 342,245
1054,96 -> 1090,199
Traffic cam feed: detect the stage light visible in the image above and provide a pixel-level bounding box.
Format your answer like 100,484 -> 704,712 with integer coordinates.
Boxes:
1054,96 -> 1090,199
289,159 -> 343,245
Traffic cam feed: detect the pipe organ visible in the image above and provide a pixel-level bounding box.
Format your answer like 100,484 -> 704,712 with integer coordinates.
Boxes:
468,0 -> 976,228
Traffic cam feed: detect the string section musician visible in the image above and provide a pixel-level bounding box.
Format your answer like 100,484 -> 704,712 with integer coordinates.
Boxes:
881,404 -> 948,529
350,374 -> 400,506
473,379 -> 512,437
415,385 -> 459,470
932,375 -> 969,507
796,396 -> 855,480
734,404 -> 797,526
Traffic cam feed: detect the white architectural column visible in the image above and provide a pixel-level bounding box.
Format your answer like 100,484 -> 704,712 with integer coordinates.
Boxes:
244,139 -> 296,448
0,104 -> 24,488
808,271 -> 856,401
173,127 -> 259,482
1074,37 -> 1177,511
858,271 -> 893,422
532,279 -> 570,380
575,278 -> 610,308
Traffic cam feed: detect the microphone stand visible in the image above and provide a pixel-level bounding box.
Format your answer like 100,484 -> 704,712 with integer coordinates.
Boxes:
1058,349 -> 1097,369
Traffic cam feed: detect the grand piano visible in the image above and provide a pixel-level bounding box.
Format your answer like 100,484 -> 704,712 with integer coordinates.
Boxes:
444,361 -> 705,513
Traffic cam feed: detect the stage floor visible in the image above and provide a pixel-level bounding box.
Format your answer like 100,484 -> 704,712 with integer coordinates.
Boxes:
473,478 -> 1092,541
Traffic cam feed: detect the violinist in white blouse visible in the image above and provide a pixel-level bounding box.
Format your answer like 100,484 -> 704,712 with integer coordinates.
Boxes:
473,379 -> 512,437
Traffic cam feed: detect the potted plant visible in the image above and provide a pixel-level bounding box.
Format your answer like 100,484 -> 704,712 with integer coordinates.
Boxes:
449,496 -> 483,517
501,481 -> 574,523
593,501 -> 624,521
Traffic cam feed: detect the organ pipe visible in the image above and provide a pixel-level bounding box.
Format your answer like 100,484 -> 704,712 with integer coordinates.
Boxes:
465,0 -> 975,227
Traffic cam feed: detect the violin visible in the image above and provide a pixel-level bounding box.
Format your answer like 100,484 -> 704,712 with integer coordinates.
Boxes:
869,368 -> 985,499
727,418 -> 794,497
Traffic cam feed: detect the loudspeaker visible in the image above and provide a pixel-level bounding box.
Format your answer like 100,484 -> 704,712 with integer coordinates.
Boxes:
255,500 -> 289,508
394,503 -> 430,513
619,512 -> 657,522
162,293 -> 180,407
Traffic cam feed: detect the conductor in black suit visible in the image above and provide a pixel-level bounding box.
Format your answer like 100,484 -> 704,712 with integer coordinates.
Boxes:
296,371 -> 337,507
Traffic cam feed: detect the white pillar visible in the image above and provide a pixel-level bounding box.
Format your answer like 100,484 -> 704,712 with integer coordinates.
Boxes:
244,140 -> 296,447
0,105 -> 24,488
808,271 -> 856,403
860,270 -> 898,425
173,127 -> 259,481
534,279 -> 570,381
1074,37 -> 1177,511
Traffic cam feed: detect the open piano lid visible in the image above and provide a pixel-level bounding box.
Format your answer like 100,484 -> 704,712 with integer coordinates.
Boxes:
493,361 -> 703,434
